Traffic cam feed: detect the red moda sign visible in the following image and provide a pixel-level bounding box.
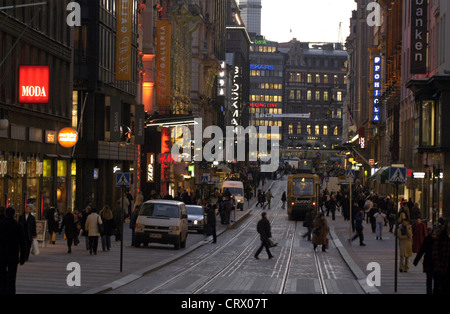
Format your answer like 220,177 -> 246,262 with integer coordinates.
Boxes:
19,66 -> 49,103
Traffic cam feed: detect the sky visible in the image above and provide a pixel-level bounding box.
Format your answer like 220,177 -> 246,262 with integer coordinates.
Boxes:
246,0 -> 357,43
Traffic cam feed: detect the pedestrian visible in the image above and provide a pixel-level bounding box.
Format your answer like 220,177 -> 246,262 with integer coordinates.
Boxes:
302,208 -> 315,241
313,212 -> 329,252
130,205 -> 139,246
413,226 -> 440,294
410,203 -> 421,222
0,207 -> 27,294
59,208 -> 78,254
432,219 -> 450,294
281,191 -> 287,210
342,193 -> 350,221
412,217 -> 427,253
81,204 -> 91,249
368,203 -> 378,233
112,200 -> 122,241
206,203 -> 217,243
386,197 -> 396,233
18,205 -> 37,261
398,219 -> 413,272
261,191 -> 266,209
99,205 -> 116,251
264,189 -> 273,210
46,206 -> 59,245
398,206 -> 410,223
351,207 -> 366,246
254,212 -> 274,259
84,208 -> 103,255
373,207 -> 386,240
256,190 -> 262,208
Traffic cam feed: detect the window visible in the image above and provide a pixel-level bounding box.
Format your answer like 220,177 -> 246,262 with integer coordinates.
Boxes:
296,90 -> 301,100
315,91 -> 320,101
324,75 -> 328,83
421,101 -> 435,147
296,73 -> 302,82
316,74 -> 320,83
289,90 -> 295,100
315,125 -> 320,135
323,125 -> 328,135
288,124 -> 293,135
307,90 -> 312,100
297,125 -> 301,134
307,74 -> 312,83
307,125 -> 311,135
333,126 -> 339,136
324,91 -> 329,101
337,91 -> 343,101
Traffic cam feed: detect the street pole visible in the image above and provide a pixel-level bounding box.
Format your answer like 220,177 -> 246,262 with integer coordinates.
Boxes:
394,182 -> 399,292
349,176 -> 353,247
120,187 -> 124,272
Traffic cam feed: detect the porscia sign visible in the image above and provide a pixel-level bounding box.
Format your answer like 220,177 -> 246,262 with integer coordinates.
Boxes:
19,66 -> 49,103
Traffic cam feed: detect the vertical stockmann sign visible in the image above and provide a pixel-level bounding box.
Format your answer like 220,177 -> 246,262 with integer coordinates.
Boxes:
231,66 -> 242,127
116,0 -> 133,81
410,0 -> 428,74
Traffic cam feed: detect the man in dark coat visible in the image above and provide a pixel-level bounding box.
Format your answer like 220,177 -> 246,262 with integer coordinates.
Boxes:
254,212 -> 274,259
18,205 -> 37,261
0,207 -> 27,294
206,203 -> 217,243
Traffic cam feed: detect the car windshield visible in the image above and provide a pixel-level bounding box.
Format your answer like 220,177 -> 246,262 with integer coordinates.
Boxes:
140,203 -> 179,218
292,177 -> 314,196
224,187 -> 243,195
186,206 -> 203,215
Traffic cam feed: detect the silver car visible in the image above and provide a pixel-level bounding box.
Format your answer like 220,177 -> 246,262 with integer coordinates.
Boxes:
185,205 -> 205,233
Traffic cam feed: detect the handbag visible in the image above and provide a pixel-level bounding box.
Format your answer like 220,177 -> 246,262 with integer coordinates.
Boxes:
31,239 -> 40,256
97,216 -> 104,235
269,238 -> 278,247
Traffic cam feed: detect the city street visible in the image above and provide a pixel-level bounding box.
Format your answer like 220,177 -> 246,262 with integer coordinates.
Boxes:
14,178 -> 428,295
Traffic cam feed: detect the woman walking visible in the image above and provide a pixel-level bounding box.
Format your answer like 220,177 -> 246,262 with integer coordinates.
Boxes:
99,205 -> 116,251
313,212 -> 329,252
84,208 -> 103,255
60,208 -> 78,254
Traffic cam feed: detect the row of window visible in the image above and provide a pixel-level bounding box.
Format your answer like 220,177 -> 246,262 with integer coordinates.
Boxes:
250,45 -> 278,53
250,95 -> 283,102
288,73 -> 346,85
289,90 -> 344,102
288,125 -> 340,136
249,108 -> 283,115
250,83 -> 283,90
251,70 -> 283,77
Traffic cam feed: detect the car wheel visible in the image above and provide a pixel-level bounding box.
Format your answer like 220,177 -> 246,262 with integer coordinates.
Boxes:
174,236 -> 181,250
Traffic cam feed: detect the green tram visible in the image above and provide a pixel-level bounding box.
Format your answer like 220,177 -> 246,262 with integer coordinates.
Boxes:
287,174 -> 320,221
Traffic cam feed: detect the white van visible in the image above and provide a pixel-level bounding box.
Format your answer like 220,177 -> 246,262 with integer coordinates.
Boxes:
222,180 -> 245,210
134,200 -> 188,250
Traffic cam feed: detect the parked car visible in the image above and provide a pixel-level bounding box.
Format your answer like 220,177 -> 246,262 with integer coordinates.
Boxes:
134,200 -> 188,249
185,205 -> 205,233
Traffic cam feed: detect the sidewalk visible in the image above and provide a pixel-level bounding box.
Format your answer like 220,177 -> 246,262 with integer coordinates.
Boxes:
327,211 -> 428,294
15,181 -> 273,294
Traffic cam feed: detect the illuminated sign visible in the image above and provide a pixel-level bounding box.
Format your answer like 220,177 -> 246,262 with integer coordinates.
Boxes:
147,153 -> 155,183
158,153 -> 176,164
254,39 -> 267,45
58,127 -> 78,148
411,0 -> 428,74
115,0 -> 133,81
249,103 -> 278,108
372,56 -> 381,123
19,66 -> 49,103
217,61 -> 226,97
45,130 -> 56,144
231,66 -> 242,127
250,64 -> 274,71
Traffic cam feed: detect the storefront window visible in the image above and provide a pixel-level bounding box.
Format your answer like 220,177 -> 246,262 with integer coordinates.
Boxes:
42,159 -> 53,210
421,101 -> 435,147
57,160 -> 67,214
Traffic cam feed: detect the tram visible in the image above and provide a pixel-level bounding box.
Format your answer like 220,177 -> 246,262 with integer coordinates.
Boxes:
287,173 -> 320,221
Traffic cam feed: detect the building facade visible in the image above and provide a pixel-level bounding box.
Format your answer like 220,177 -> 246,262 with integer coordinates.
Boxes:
280,40 -> 348,161
237,0 -> 261,36
0,0 -> 73,218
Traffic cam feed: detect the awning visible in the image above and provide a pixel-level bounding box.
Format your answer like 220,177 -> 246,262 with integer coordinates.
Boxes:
368,166 -> 390,184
